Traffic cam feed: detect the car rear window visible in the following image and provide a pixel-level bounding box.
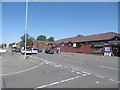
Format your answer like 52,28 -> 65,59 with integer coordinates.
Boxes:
33,49 -> 37,50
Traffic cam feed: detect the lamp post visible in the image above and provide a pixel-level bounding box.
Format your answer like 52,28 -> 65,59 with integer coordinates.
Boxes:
24,0 -> 28,59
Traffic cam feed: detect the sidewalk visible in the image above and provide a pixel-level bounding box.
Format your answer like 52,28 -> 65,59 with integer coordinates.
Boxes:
2,52 -> 43,75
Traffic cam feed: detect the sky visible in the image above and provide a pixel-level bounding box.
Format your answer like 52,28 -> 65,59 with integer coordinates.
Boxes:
2,2 -> 118,45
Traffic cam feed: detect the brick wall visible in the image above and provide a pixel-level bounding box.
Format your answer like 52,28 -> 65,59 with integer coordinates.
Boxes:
60,44 -> 93,54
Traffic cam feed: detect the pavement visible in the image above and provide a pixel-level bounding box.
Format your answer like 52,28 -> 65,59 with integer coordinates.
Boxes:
2,49 -> 43,75
1,48 -> 120,89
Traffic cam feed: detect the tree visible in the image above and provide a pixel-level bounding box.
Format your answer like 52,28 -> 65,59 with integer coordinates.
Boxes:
36,35 -> 46,41
9,43 -> 15,47
47,37 -> 54,42
20,33 -> 34,47
77,34 -> 84,37
0,43 -> 7,48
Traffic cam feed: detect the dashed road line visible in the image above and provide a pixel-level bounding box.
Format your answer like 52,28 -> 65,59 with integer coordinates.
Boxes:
96,81 -> 99,84
35,75 -> 81,89
31,56 -> 118,86
98,65 -> 119,71
109,79 -> 115,82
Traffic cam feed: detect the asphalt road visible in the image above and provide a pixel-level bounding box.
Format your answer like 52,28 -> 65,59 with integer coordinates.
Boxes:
1,48 -> 119,89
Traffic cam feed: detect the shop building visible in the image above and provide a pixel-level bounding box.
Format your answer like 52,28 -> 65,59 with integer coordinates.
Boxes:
55,32 -> 120,56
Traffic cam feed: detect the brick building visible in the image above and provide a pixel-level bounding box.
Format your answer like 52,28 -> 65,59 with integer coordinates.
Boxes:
55,32 -> 120,56
33,41 -> 55,49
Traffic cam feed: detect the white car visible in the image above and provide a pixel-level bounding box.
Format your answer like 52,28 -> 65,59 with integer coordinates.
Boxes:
31,48 -> 38,54
0,48 -> 7,53
21,47 -> 32,55
21,47 -> 38,55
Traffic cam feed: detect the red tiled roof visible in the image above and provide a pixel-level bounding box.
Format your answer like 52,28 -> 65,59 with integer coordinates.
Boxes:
55,32 -> 120,43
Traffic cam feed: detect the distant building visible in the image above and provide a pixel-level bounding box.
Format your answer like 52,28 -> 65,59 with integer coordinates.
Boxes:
33,41 -> 55,49
55,32 -> 120,57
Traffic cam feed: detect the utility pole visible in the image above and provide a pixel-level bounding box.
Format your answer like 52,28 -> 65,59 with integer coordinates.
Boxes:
24,0 -> 28,59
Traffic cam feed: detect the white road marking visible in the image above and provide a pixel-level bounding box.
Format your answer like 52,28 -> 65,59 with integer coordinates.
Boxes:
36,85 -> 48,88
48,82 -> 60,86
48,62 -> 52,64
71,70 -> 75,72
58,65 -> 62,67
54,65 -> 59,67
117,81 -> 120,83
109,79 -> 115,82
101,76 -> 104,79
35,75 -> 81,89
81,71 -> 91,75
98,66 -> 119,71
59,66 -> 64,69
96,75 -> 103,78
64,66 -> 67,68
77,72 -> 80,74
60,80 -> 66,83
96,81 -> 99,84
31,56 -> 118,86
46,62 -> 49,64
40,59 -> 44,60
2,60 -> 8,61
1,58 -> 44,76
82,74 -> 86,76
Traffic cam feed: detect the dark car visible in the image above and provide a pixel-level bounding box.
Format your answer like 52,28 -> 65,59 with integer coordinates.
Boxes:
12,47 -> 17,52
45,48 -> 54,54
16,48 -> 21,53
37,49 -> 42,53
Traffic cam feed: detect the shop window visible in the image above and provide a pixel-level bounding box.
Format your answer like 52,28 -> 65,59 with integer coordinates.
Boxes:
93,47 -> 103,53
68,42 -> 73,47
76,43 -> 82,48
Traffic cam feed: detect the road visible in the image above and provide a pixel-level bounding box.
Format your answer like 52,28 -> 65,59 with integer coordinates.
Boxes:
1,48 -> 119,89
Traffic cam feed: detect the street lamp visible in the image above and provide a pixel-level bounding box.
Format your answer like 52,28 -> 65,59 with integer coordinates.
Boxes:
24,0 -> 28,59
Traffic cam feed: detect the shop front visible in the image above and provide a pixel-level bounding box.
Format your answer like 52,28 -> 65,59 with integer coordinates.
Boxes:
109,41 -> 120,57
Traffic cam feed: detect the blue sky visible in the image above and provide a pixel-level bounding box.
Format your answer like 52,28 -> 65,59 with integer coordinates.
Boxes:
2,2 -> 118,44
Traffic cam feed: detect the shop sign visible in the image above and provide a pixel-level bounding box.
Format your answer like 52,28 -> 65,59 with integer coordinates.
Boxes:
105,47 -> 110,52
73,43 -> 76,47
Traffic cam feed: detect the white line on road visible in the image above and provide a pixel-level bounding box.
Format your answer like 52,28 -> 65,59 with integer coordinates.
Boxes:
96,81 -> 99,84
98,65 -> 120,71
35,75 -> 81,89
1,58 -> 44,76
109,79 -> 115,82
2,60 -> 8,61
77,72 -> 80,74
31,56 -> 118,86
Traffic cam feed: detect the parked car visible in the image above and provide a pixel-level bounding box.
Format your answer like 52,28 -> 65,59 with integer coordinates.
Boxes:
45,48 -> 54,54
37,49 -> 42,53
21,48 -> 32,55
12,47 -> 17,52
21,47 -> 32,55
31,48 -> 38,54
0,48 -> 7,53
15,48 -> 21,53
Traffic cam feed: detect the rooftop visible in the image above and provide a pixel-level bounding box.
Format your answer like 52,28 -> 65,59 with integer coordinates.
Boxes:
55,32 -> 120,43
